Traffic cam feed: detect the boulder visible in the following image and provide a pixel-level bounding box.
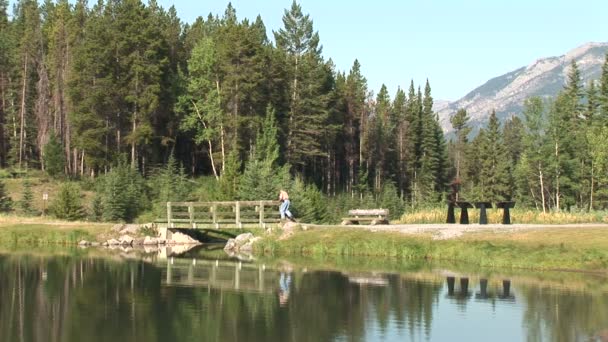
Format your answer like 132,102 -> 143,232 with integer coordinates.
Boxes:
223,238 -> 237,252
111,224 -> 125,232
78,240 -> 90,246
119,235 -> 134,246
90,242 -> 100,247
119,224 -> 140,235
132,237 -> 145,246
106,238 -> 120,246
168,231 -> 200,245
240,242 -> 254,252
235,233 -> 254,246
143,236 -> 158,245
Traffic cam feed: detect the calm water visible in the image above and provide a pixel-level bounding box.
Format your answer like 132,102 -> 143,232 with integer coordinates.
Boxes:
1,247 -> 608,342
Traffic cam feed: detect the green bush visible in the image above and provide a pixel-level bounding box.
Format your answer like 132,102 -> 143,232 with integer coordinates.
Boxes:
43,133 -> 66,178
19,179 -> 37,216
49,183 -> 85,221
0,179 -> 12,212
98,160 -> 148,222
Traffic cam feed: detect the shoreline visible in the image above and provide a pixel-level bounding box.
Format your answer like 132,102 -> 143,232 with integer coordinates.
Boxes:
2,219 -> 608,273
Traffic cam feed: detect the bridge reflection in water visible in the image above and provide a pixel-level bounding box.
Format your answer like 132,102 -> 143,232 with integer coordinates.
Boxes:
159,258 -> 280,293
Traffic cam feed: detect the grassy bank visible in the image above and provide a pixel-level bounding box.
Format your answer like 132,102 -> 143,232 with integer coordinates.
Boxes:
0,216 -> 112,245
256,227 -> 608,271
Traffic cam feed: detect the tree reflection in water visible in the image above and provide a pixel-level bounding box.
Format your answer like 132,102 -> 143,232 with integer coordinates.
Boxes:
0,253 -> 607,342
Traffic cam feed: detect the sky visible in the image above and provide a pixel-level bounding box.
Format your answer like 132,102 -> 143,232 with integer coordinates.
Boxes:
154,0 -> 608,101
8,0 -> 608,100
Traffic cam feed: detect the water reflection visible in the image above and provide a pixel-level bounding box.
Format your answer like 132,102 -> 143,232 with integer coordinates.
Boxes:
0,252 -> 607,342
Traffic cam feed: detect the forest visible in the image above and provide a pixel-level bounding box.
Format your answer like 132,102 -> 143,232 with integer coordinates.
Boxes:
1,0 -> 608,223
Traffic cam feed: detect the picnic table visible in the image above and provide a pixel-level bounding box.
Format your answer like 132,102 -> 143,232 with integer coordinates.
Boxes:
341,209 -> 389,225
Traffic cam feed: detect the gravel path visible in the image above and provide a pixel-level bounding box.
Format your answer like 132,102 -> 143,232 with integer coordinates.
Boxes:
310,223 -> 608,240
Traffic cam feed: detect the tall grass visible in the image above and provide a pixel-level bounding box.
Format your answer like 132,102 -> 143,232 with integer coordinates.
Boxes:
399,207 -> 608,224
258,228 -> 608,271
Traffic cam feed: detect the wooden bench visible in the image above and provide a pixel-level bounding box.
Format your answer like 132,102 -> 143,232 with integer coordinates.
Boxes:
341,209 -> 389,225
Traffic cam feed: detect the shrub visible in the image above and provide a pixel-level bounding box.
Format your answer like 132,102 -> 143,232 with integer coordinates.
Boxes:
43,133 -> 66,178
19,179 -> 37,216
0,179 -> 12,212
50,183 -> 85,221
98,160 -> 148,222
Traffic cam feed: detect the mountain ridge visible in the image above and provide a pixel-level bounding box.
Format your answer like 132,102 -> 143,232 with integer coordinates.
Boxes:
436,42 -> 608,132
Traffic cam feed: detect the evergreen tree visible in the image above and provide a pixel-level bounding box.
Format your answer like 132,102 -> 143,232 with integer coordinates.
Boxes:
99,159 -> 148,222
477,111 -> 511,201
50,182 -> 85,221
151,153 -> 190,215
450,108 -> 471,182
519,97 -> 550,211
417,80 -> 445,203
239,106 -> 290,200
378,181 -> 404,220
599,53 -> 608,125
274,0 -> 330,171
90,193 -> 103,222
343,60 -> 367,194
43,132 -> 65,178
0,179 -> 12,212
19,179 -> 35,215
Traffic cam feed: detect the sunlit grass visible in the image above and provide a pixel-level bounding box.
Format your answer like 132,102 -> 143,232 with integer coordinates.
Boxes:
0,220 -> 112,246
400,207 -> 608,224
257,227 -> 608,271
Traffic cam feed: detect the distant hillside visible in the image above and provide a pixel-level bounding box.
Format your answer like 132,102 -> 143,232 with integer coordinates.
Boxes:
436,42 -> 608,133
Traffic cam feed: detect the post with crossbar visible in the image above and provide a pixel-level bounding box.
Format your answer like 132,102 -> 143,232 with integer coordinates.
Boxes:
259,201 -> 265,228
212,204 -> 218,229
167,202 -> 173,228
188,203 -> 195,228
235,201 -> 241,228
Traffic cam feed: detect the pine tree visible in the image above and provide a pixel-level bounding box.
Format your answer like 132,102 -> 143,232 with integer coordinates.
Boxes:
100,159 -> 148,222
343,60 -> 367,194
450,108 -> 471,183
239,106 -> 290,200
90,193 -> 103,222
519,97 -> 550,211
19,178 -> 35,215
43,132 -> 65,178
0,0 -> 15,166
50,182 -> 85,221
417,80 -> 444,203
477,111 -> 511,201
599,53 -> 608,125
0,178 -> 12,212
274,1 -> 329,170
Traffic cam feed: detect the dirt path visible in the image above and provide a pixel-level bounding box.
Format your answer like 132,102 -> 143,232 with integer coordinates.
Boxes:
308,223 -> 608,240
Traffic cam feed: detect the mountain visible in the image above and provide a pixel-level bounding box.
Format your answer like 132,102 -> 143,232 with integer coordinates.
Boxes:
436,42 -> 608,133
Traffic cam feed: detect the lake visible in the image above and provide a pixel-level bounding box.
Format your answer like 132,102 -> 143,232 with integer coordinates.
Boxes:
1,245 -> 607,342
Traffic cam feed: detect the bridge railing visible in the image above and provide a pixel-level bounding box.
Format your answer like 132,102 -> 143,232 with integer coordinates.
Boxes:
166,201 -> 282,229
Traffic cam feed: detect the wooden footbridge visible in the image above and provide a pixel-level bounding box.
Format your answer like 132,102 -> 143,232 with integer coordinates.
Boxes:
164,201 -> 282,229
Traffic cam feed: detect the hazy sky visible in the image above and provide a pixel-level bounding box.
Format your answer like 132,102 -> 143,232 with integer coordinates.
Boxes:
9,0 -> 608,100
155,0 -> 608,101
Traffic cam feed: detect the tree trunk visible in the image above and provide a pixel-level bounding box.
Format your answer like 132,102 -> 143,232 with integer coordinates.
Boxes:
131,113 -> 137,169
539,163 -> 546,214
18,55 -> 28,169
555,141 -> 560,212
590,162 -> 594,211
